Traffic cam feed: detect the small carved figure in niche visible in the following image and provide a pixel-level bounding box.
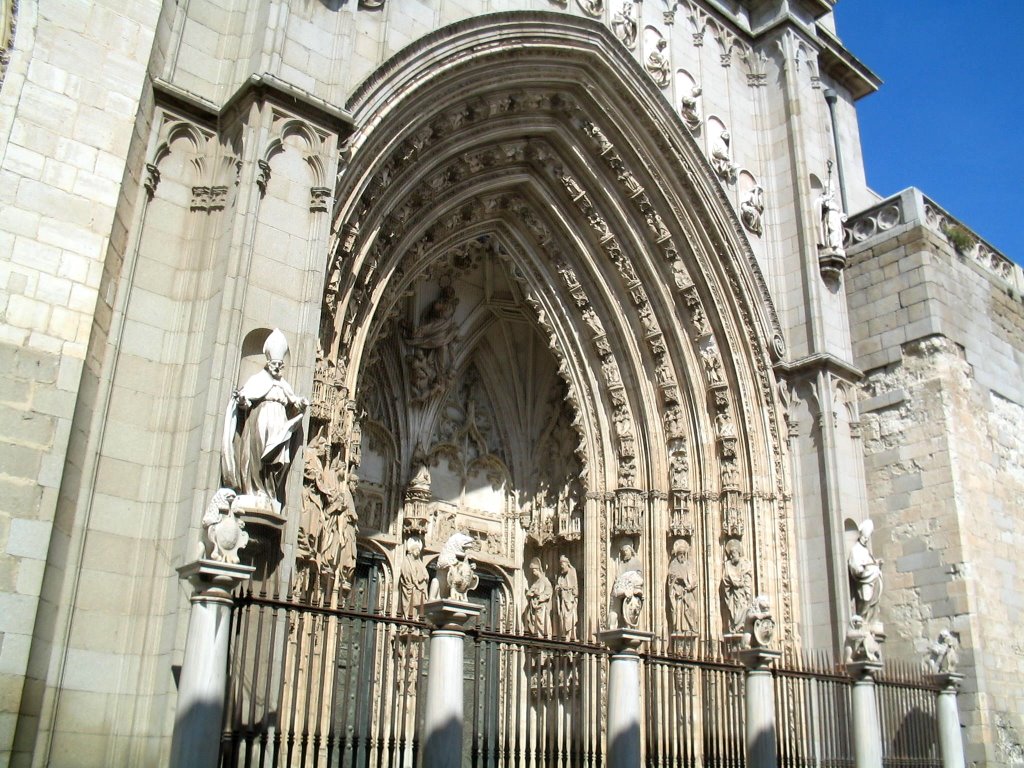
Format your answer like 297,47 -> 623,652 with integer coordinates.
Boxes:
430,532 -> 480,601
817,179 -> 847,258
222,329 -> 309,511
576,0 -> 604,18
740,185 -> 765,236
923,629 -> 959,675
715,411 -> 736,438
611,2 -> 638,50
434,506 -> 457,544
671,259 -> 693,291
399,536 -> 429,620
523,558 -> 553,637
720,461 -> 739,489
201,488 -> 249,564
667,539 -> 697,635
844,614 -> 881,664
610,544 -> 645,629
702,341 -> 724,386
848,519 -> 883,629
602,357 -> 621,385
721,539 -> 753,634
404,285 -> 459,402
646,39 -> 671,89
680,86 -> 703,132
555,555 -> 579,641
710,130 -> 738,184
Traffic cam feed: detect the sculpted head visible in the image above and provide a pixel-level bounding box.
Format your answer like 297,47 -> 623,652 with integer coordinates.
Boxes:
672,539 -> 690,561
724,538 -> 743,563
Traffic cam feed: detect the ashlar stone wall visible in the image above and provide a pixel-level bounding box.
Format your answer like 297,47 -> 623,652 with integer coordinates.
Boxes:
846,195 -> 1024,766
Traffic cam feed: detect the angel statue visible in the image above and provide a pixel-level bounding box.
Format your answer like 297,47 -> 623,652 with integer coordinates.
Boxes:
222,329 -> 309,513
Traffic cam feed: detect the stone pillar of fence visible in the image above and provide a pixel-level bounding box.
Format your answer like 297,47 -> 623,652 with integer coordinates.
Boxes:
598,628 -> 654,768
848,660 -> 884,768
737,647 -> 781,768
930,673 -> 966,768
422,599 -> 482,768
169,559 -> 255,768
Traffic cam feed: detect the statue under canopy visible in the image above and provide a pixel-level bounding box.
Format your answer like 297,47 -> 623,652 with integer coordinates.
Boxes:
222,329 -> 309,514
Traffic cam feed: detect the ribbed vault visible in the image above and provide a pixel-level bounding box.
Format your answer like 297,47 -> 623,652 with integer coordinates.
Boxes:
308,13 -> 796,642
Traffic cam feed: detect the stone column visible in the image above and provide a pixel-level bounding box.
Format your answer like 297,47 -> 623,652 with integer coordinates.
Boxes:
422,599 -> 482,768
737,648 -> 781,768
848,661 -> 884,768
930,673 -> 965,768
169,559 -> 255,768
598,628 -> 654,768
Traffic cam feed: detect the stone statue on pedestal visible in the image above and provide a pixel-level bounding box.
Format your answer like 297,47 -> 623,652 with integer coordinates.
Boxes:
721,538 -> 753,634
222,329 -> 309,515
555,554 -> 579,641
740,185 -> 765,236
201,488 -> 249,564
667,539 -> 696,634
817,183 -> 847,259
844,614 -> 881,663
711,130 -> 738,184
680,86 -> 702,132
399,536 -> 429,619
430,532 -> 480,601
848,519 -> 883,631
523,558 -> 553,636
923,629 -> 959,675
609,544 -> 644,629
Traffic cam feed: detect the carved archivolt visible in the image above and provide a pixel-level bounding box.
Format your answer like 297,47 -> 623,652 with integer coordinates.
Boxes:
305,16 -> 792,640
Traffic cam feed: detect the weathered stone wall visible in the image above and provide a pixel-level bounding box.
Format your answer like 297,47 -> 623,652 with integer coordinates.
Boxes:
847,219 -> 1024,765
0,2 -> 162,765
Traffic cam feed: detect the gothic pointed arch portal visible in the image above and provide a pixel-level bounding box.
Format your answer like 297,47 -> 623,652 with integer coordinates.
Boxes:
304,13 -> 795,644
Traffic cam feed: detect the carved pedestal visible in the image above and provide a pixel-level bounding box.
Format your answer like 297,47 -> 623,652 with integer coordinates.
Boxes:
234,497 -> 286,582
422,599 -> 482,768
169,559 -> 254,768
928,673 -> 965,768
848,661 -> 884,768
737,649 -> 781,768
599,628 -> 654,768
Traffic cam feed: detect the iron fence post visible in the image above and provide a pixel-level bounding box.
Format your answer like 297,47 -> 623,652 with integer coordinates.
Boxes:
169,559 -> 254,768
599,628 -> 654,768
737,648 -> 781,768
422,599 -> 482,768
848,660 -> 884,768
930,673 -> 965,768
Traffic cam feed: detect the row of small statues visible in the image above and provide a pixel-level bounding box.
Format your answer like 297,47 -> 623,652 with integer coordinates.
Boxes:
397,533 -> 755,639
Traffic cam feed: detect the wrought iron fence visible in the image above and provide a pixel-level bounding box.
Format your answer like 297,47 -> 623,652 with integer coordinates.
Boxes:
642,638 -> 746,768
221,581 -> 429,768
876,662 -> 941,768
465,630 -> 607,768
774,650 -> 853,768
219,591 -> 945,768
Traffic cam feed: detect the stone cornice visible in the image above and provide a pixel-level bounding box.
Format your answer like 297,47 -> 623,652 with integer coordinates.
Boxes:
774,352 -> 862,383
153,72 -> 355,135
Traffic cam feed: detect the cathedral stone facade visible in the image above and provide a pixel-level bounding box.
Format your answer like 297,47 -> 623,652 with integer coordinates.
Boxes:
0,0 -> 1021,766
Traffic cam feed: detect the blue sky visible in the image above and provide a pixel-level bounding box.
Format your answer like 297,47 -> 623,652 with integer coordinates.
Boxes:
834,1 -> 1023,262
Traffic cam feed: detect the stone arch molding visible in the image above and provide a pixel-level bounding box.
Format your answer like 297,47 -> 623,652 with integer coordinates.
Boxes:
307,13 -> 796,640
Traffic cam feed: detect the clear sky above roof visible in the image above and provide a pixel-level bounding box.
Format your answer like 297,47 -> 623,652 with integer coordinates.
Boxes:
834,1 -> 1023,263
